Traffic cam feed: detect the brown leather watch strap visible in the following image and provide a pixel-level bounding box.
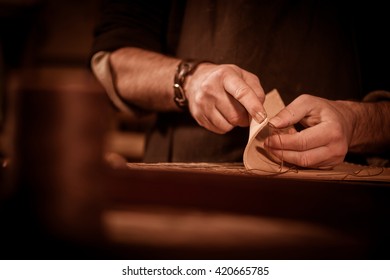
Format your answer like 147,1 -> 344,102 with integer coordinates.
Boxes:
173,60 -> 204,109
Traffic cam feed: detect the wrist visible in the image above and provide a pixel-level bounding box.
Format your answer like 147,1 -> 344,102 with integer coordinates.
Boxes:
172,60 -> 207,109
346,100 -> 390,154
334,100 -> 359,149
336,99 -> 382,153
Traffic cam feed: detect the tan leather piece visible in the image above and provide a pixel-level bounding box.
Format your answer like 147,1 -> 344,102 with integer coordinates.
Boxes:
243,89 -> 291,173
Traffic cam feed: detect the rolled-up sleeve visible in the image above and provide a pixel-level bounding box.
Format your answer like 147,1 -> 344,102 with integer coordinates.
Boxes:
90,0 -> 173,116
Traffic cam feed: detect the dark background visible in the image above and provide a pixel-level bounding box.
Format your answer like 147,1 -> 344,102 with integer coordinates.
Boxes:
0,0 -> 102,126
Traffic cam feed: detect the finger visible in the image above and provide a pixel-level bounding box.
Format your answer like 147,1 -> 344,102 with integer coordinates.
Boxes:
223,73 -> 267,124
215,94 -> 250,127
242,71 -> 265,103
268,95 -> 314,128
267,145 -> 343,169
197,109 -> 235,134
265,124 -> 330,151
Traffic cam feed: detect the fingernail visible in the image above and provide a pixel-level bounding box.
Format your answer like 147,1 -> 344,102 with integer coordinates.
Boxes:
255,111 -> 267,123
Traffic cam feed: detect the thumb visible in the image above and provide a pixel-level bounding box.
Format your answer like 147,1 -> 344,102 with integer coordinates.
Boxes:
269,105 -> 305,129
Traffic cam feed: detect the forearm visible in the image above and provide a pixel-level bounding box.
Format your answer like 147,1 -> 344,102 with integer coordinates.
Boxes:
339,100 -> 390,154
109,47 -> 267,134
110,47 -> 181,112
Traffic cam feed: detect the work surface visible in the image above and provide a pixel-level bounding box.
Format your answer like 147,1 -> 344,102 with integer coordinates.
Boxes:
127,162 -> 390,182
1,156 -> 389,259
95,162 -> 390,259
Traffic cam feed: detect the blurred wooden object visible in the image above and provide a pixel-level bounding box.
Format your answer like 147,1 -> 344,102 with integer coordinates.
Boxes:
105,131 -> 145,162
0,67 -> 111,258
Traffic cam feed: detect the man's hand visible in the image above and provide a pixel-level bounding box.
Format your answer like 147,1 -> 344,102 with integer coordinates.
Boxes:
264,94 -> 355,169
185,63 -> 267,134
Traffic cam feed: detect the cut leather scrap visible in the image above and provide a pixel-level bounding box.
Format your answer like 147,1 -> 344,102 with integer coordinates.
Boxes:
243,89 -> 291,173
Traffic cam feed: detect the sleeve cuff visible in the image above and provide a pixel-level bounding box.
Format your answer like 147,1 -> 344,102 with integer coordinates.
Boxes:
363,90 -> 390,102
90,51 -> 148,118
